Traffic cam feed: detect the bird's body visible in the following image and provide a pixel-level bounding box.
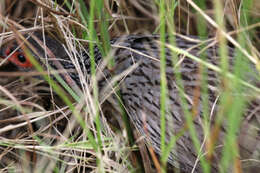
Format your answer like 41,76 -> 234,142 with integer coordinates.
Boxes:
1,32 -> 259,172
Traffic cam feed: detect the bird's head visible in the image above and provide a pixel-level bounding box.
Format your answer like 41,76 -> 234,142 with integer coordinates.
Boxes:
0,32 -> 68,72
0,32 -> 96,89
0,38 -> 33,70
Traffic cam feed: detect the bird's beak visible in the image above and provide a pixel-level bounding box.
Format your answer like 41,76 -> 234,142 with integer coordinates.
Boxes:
0,47 -> 5,58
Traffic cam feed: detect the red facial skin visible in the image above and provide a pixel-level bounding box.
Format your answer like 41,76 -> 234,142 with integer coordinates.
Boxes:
4,46 -> 33,69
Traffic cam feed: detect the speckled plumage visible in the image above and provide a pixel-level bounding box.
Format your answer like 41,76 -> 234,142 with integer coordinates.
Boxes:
1,33 -> 259,172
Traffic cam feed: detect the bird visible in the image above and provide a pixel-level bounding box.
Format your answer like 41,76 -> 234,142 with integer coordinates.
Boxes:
0,31 -> 259,173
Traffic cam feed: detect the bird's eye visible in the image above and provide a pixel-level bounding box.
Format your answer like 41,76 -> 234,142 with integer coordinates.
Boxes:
17,54 -> 26,63
9,47 -> 15,53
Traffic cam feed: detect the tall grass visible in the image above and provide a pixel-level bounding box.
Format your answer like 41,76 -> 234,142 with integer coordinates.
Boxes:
0,0 -> 259,172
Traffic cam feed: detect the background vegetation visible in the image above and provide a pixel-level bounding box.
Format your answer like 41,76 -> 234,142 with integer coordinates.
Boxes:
0,0 -> 259,172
